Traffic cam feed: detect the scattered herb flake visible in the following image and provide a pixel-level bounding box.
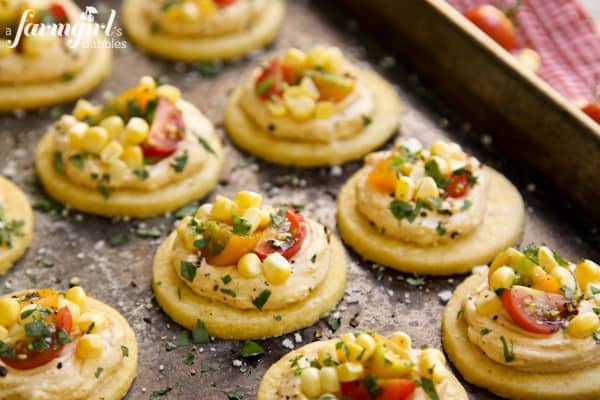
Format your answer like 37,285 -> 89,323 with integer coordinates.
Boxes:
192,320 -> 210,344
326,315 -> 340,332
406,276 -> 426,287
196,135 -> 216,155
226,389 -> 244,400
53,151 -> 63,173
363,375 -> 382,397
252,289 -> 271,311
133,168 -> 149,181
232,215 -> 252,236
94,367 -> 103,378
220,288 -> 236,298
418,377 -> 439,400
171,153 -> 188,173
109,233 -> 129,247
197,61 -> 223,77
222,275 -> 232,285
480,328 -> 491,336
240,340 -> 264,358
361,115 -> 373,126
461,200 -> 472,211
174,203 -> 199,220
180,261 -> 197,282
97,185 -> 111,200
500,336 -> 515,362
150,387 -> 172,399
121,345 -> 129,357
184,352 -> 195,365
136,227 -> 161,239
176,330 -> 191,346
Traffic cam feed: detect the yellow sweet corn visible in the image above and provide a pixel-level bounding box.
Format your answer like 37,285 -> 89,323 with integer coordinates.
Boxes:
180,2 -> 200,21
390,331 -> 411,349
575,259 -> 600,297
164,4 -> 181,20
195,204 -> 213,220
8,325 -> 25,342
475,290 -> 503,316
355,333 -> 376,361
259,210 -> 272,229
100,140 -> 124,163
262,253 -> 291,285
415,177 -> 439,201
489,248 -> 523,272
73,99 -> 100,121
76,334 -> 104,359
59,115 -> 78,132
66,286 -> 88,312
138,76 -> 156,91
419,349 -> 449,384
211,195 -> 235,222
235,191 -> 263,210
237,253 -> 262,278
0,297 -> 20,327
538,246 -> 558,271
266,99 -> 287,117
242,208 -> 262,233
568,312 -> 600,338
550,266 -> 576,294
490,266 -> 516,292
446,142 -> 465,160
82,126 -> 109,154
301,367 -> 322,398
122,117 -> 150,145
0,40 -> 13,58
345,342 -> 364,362
300,77 -> 320,100
156,84 -> 181,104
319,367 -> 341,393
431,156 -> 451,175
306,46 -> 329,69
0,326 -> 7,341
324,46 -> 344,73
337,362 -> 364,382
108,159 -> 128,182
176,217 -> 198,251
78,312 -> 108,334
284,88 -> 316,122
283,48 -> 307,70
430,141 -> 451,158
100,115 -> 125,140
395,176 -> 415,202
399,138 -> 422,153
67,122 -> 89,150
120,145 -> 144,169
196,0 -> 216,15
315,101 -> 335,120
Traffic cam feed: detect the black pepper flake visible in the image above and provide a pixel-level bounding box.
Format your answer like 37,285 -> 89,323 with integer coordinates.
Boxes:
311,254 -> 317,263
0,366 -> 7,377
267,123 -> 276,132
349,312 -> 360,328
450,231 -> 460,239
57,362 -> 63,370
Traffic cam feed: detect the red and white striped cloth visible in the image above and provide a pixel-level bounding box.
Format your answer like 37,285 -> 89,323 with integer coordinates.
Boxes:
447,0 -> 600,102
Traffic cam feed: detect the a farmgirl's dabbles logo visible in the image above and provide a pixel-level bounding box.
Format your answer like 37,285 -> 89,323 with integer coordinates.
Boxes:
5,5 -> 126,49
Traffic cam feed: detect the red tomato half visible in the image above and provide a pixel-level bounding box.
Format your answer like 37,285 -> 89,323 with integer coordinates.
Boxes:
446,173 -> 470,198
214,0 -> 236,6
341,379 -> 416,400
464,5 -> 516,51
48,3 -> 67,22
582,102 -> 600,124
501,287 -> 574,334
1,307 -> 73,370
255,58 -> 298,100
254,208 -> 307,261
142,97 -> 184,158
341,380 -> 369,400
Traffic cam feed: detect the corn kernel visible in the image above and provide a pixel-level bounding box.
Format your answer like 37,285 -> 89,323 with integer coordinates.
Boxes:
242,208 -> 262,233
419,349 -> 449,384
430,141 -> 451,158
76,334 -> 104,359
0,297 -> 20,327
164,4 -> 181,20
108,159 -> 128,183
490,266 -> 516,292
345,342 -> 364,362
78,312 -> 108,334
409,163 -> 425,181
284,90 -> 316,122
449,159 -> 467,172
324,46 -> 344,73
568,312 -> 600,338
66,286 -> 88,312
300,77 -> 320,100
67,122 -> 89,150
355,333 -> 376,361
283,48 -> 306,70
319,367 -> 341,393
237,253 -> 262,278
0,40 -> 14,58
576,259 -> 600,297
177,216 -> 198,252
122,117 -> 150,145
315,101 -> 335,119
415,177 -> 439,201
139,76 -> 157,91
195,204 -> 213,220
395,176 -> 415,202
156,84 -> 181,104
446,143 -> 465,160
431,155 -> 451,175
301,367 -> 322,398
390,331 -> 411,349
259,210 -> 271,229
58,298 -> 81,324
266,99 -> 287,117
100,140 -> 124,163
59,115 -> 78,132
337,362 -> 364,382
538,246 -> 558,271
0,326 -> 7,341
100,115 -> 125,139
82,126 -> 109,154
550,266 -> 576,294
306,46 -> 329,70
211,195 -> 236,222
120,145 -> 143,169
489,248 -> 522,272
341,333 -> 356,345
196,0 -> 216,15
73,99 -> 100,121
8,324 -> 25,342
235,191 -> 263,210
262,253 -> 291,285
398,138 -> 422,154
475,290 -> 503,316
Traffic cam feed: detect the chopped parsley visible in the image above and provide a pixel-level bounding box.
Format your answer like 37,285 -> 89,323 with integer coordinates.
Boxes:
193,237 -> 210,249
500,336 -> 515,362
149,387 -> 172,399
436,222 -> 447,236
53,151 -> 63,173
175,331 -> 191,346
252,289 -> 271,311
389,199 -> 431,223
232,215 -> 252,235
180,261 -> 197,282
226,389 -> 244,400
184,352 -> 195,365
174,202 -> 199,219
197,61 -> 223,77
361,115 -> 373,126
406,275 -> 426,287
326,315 -> 340,332
69,153 -> 86,169
94,367 -> 103,378
452,168 -> 478,185
136,227 -> 161,239
425,159 -> 448,187
0,341 -> 16,359
480,328 -> 491,336
363,375 -> 382,397
417,377 -> 439,400
97,185 -> 111,200
274,315 -> 282,321
522,243 -> 540,265
222,275 -> 232,285
195,135 -> 216,155
126,99 -> 142,118
192,320 -> 210,344
220,288 -> 236,298
171,153 -> 188,173
594,331 -> 600,344
0,206 -> 25,249
240,341 -> 264,358
133,168 -> 149,180
109,233 -> 129,247
165,341 -> 177,351
461,200 -> 472,211
121,345 -> 129,357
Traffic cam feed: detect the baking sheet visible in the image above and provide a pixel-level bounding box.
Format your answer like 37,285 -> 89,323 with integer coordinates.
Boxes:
0,1 -> 598,399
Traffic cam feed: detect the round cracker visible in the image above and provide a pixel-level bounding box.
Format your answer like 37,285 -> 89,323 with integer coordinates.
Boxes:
225,68 -> 401,167
85,297 -> 139,400
443,273 -> 600,400
257,339 -> 468,399
152,231 -> 347,340
35,101 -> 223,218
336,167 -> 524,275
122,0 -> 285,62
0,44 -> 111,111
0,176 -> 34,275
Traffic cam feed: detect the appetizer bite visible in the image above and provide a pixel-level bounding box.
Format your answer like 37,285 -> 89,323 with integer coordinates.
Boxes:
0,287 -> 138,399
258,330 -> 468,400
122,0 -> 284,61
0,176 -> 33,275
152,190 -> 347,339
0,0 -> 111,110
337,138 -> 524,275
443,246 -> 600,400
225,45 -> 402,167
35,76 -> 223,218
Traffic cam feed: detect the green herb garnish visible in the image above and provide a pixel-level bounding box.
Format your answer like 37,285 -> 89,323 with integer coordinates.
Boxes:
240,340 -> 264,358
252,289 -> 271,311
192,320 -> 210,344
180,261 -> 197,282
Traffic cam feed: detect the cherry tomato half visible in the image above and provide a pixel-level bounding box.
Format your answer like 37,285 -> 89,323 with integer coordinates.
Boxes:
48,3 -> 67,22
446,172 -> 470,198
341,378 -> 416,400
142,97 -> 184,158
214,0 -> 236,6
1,307 -> 73,370
254,208 -> 307,261
581,102 -> 600,124
501,287 -> 574,334
464,5 -> 516,51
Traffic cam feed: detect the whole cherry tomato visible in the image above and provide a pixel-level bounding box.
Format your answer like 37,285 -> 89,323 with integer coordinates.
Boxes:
464,4 -> 516,51
581,102 -> 600,124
